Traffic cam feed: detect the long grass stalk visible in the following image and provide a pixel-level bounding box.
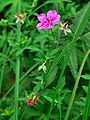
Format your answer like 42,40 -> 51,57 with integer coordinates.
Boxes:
14,0 -> 21,120
15,56 -> 20,120
83,74 -> 90,120
64,50 -> 90,120
82,43 -> 90,120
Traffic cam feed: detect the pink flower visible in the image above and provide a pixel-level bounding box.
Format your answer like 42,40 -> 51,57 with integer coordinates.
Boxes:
36,10 -> 60,30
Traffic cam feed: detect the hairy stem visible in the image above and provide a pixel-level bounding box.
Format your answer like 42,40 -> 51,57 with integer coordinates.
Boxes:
14,0 -> 21,120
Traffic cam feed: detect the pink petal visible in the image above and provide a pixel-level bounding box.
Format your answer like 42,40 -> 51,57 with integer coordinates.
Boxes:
37,13 -> 46,22
36,23 -> 43,29
47,10 -> 60,24
48,22 -> 55,29
47,10 -> 57,19
53,15 -> 60,23
41,23 -> 49,30
43,22 -> 55,30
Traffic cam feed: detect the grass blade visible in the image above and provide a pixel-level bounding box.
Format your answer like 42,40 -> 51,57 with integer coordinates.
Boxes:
14,0 -> 21,120
83,78 -> 90,120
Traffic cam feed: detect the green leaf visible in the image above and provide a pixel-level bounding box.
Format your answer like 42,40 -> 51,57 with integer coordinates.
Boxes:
63,0 -> 72,2
43,95 -> 53,102
81,74 -> 90,80
68,47 -> 78,80
16,46 -> 40,56
1,107 -> 14,116
0,0 -> 14,11
33,83 -> 41,93
58,76 -> 66,90
16,48 -> 24,56
46,0 -> 58,3
82,86 -> 88,93
46,67 -> 58,87
25,46 -> 40,52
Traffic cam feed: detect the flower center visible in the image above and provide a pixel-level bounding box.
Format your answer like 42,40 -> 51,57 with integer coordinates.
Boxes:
46,18 -> 51,24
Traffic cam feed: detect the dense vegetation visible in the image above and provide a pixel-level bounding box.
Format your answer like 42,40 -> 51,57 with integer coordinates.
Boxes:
0,0 -> 90,120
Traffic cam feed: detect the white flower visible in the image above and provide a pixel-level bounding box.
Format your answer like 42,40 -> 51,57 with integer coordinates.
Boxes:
60,21 -> 72,36
38,61 -> 47,73
14,13 -> 25,24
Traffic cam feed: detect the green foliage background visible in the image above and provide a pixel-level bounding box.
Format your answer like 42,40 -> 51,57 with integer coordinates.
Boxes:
0,0 -> 90,120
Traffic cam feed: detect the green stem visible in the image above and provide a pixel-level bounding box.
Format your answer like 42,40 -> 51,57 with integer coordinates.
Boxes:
15,56 -> 20,120
83,75 -> 90,120
83,81 -> 90,120
81,43 -> 90,120
64,50 -> 90,120
14,0 -> 21,120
